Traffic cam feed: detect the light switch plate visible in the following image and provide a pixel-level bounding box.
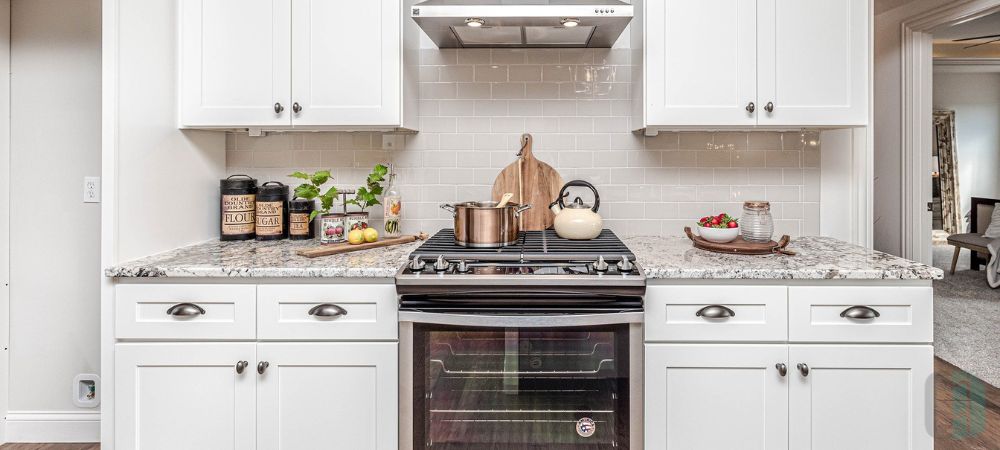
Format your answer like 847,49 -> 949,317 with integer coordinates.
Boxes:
84,176 -> 100,203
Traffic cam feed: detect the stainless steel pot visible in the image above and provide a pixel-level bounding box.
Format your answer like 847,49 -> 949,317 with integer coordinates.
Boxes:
440,201 -> 531,248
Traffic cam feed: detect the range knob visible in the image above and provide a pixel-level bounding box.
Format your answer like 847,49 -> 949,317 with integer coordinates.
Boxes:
433,255 -> 451,272
617,255 -> 634,272
593,255 -> 609,272
455,259 -> 470,273
408,255 -> 426,271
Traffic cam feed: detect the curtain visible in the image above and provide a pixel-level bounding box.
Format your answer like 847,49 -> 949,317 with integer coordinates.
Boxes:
933,110 -> 963,235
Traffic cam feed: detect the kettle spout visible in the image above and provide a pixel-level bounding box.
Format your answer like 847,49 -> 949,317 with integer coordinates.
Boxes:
548,199 -> 562,215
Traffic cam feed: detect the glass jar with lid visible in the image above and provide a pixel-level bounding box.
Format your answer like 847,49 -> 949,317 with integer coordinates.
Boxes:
741,201 -> 774,243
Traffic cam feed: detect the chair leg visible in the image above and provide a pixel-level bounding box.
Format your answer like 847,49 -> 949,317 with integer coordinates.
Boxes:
970,251 -> 980,271
950,246 -> 961,275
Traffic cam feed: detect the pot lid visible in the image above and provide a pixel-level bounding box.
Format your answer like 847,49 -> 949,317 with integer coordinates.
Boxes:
566,197 -> 591,209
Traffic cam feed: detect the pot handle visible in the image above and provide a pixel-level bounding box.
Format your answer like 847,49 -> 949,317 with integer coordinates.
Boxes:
557,180 -> 600,213
514,204 -> 532,216
439,203 -> 457,217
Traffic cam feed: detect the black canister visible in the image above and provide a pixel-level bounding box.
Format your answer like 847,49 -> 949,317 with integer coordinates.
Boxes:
220,175 -> 258,241
288,198 -> 316,240
255,182 -> 289,240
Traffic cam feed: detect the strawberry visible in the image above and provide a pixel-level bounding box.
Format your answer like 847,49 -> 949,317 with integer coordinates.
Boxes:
711,217 -> 721,225
727,221 -> 738,228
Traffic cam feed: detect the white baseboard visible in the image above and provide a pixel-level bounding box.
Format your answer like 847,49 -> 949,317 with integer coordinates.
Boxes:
4,411 -> 100,443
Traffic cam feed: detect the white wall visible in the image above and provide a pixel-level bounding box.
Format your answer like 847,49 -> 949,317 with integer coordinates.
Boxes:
8,0 -> 101,421
933,71 -> 1000,216
0,0 -> 11,440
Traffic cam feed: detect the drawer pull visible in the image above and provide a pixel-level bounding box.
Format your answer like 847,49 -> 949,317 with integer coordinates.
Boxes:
166,303 -> 206,317
309,303 -> 348,318
776,363 -> 787,377
696,305 -> 735,319
797,363 -> 809,377
840,305 -> 880,320
235,361 -> 248,374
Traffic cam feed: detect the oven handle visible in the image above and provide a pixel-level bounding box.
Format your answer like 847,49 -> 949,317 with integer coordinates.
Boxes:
398,311 -> 643,327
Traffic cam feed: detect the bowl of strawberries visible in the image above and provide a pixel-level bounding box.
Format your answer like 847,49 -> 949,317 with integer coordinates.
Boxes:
697,213 -> 740,243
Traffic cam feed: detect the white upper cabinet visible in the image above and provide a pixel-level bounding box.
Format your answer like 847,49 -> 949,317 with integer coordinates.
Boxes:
645,0 -> 757,127
179,0 -> 415,131
291,0 -> 401,127
643,0 -> 869,130
179,0 -> 291,128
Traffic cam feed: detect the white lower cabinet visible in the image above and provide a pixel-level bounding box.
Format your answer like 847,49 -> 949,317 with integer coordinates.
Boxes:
644,344 -> 789,450
256,343 -> 398,450
115,343 -> 257,450
789,345 -> 934,450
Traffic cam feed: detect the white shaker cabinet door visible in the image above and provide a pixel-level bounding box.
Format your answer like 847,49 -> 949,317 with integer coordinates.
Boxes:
645,344 -> 789,450
115,343 -> 257,450
179,0 -> 292,128
256,342 -> 398,450
645,0 -> 757,127
789,345 -> 934,450
756,0 -> 869,126
291,0 -> 401,127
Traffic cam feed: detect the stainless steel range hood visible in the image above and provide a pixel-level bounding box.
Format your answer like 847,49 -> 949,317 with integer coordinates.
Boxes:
411,0 -> 633,48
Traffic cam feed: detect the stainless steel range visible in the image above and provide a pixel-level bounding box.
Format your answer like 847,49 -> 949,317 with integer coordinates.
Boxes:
397,229 -> 645,450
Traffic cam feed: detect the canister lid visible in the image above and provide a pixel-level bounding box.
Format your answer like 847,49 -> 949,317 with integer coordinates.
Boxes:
220,174 -> 257,190
744,200 -> 771,210
258,181 -> 289,197
289,198 -> 315,212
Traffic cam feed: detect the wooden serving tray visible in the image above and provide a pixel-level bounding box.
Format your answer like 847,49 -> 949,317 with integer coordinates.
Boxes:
684,227 -> 795,256
297,232 -> 428,258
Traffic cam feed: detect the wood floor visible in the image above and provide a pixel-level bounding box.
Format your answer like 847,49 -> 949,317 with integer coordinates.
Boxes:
0,357 -> 996,450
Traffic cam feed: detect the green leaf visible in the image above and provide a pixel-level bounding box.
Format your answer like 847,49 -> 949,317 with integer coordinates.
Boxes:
322,186 -> 338,198
294,184 -> 320,200
309,210 -> 319,221
310,170 -> 331,186
289,171 -> 311,180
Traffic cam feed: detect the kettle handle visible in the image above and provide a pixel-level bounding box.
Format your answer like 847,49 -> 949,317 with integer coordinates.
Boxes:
557,180 -> 600,213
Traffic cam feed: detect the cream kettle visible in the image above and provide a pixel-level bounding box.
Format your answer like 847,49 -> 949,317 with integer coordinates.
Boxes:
549,180 -> 603,240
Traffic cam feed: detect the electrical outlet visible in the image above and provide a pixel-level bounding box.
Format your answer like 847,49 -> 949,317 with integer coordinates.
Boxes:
84,176 -> 101,203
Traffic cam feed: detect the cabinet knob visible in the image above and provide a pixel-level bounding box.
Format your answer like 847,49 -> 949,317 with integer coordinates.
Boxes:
257,361 -> 270,375
235,361 -> 248,374
797,363 -> 810,377
695,305 -> 735,319
292,102 -> 302,114
308,303 -> 348,318
166,303 -> 205,317
840,305 -> 880,320
776,363 -> 787,377
764,101 -> 774,113
274,102 -> 284,114
746,102 -> 756,113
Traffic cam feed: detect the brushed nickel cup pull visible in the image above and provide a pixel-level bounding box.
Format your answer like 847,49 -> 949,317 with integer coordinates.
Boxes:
166,303 -> 206,317
236,361 -> 248,374
840,305 -> 880,319
292,102 -> 302,113
797,363 -> 809,377
746,102 -> 756,113
776,363 -> 787,377
257,361 -> 269,375
274,102 -> 284,114
764,101 -> 774,113
696,305 -> 735,319
308,303 -> 348,318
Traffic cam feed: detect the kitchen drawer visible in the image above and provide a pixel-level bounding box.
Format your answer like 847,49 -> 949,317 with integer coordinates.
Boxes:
788,286 -> 933,343
116,284 -> 257,340
257,284 -> 397,341
645,286 -> 788,342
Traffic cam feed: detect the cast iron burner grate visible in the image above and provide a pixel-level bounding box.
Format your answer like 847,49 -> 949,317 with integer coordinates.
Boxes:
410,229 -> 635,263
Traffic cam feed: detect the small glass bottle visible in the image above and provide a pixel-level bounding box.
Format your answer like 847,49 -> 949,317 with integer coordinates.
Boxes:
741,201 -> 774,243
382,166 -> 402,238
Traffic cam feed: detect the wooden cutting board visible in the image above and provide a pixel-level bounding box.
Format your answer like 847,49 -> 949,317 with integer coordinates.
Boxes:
296,232 -> 428,258
683,227 -> 796,255
491,134 -> 563,231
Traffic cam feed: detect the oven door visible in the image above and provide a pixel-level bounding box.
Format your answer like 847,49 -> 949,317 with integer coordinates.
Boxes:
400,310 -> 643,450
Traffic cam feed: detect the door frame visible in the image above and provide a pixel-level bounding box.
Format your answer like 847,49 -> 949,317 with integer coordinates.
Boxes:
0,0 -> 11,443
899,0 -> 1000,264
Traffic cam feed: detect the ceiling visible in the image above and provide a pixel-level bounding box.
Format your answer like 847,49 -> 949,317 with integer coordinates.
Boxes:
932,10 -> 1000,42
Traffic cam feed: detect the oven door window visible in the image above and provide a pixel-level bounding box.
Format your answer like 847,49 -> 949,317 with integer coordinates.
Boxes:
413,324 -> 630,449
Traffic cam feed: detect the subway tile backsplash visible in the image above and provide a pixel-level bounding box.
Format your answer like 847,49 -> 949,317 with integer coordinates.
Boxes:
227,48 -> 821,238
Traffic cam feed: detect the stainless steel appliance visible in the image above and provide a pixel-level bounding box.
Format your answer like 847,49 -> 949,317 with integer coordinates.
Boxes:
440,201 -> 532,248
410,0 -> 634,48
397,229 -> 645,449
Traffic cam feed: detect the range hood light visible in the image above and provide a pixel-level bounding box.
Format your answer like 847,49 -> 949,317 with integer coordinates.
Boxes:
465,18 -> 485,27
561,18 -> 580,28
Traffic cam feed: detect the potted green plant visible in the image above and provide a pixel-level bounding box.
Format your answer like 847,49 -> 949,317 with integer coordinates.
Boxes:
344,164 -> 389,234
289,170 -> 342,243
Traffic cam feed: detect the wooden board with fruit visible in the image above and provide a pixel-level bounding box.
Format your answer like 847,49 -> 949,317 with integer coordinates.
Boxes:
296,232 -> 429,258
684,226 -> 795,256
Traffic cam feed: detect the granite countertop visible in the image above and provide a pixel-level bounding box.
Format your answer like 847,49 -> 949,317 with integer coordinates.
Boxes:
624,236 -> 943,280
107,235 -> 943,280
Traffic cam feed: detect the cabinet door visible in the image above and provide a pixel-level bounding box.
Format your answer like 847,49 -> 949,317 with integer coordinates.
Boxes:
179,0 -> 291,128
645,0 -> 757,127
757,0 -> 869,126
291,0 -> 400,127
115,343 -> 256,450
645,344 -> 789,450
257,342 -> 398,450
789,345 -> 934,450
